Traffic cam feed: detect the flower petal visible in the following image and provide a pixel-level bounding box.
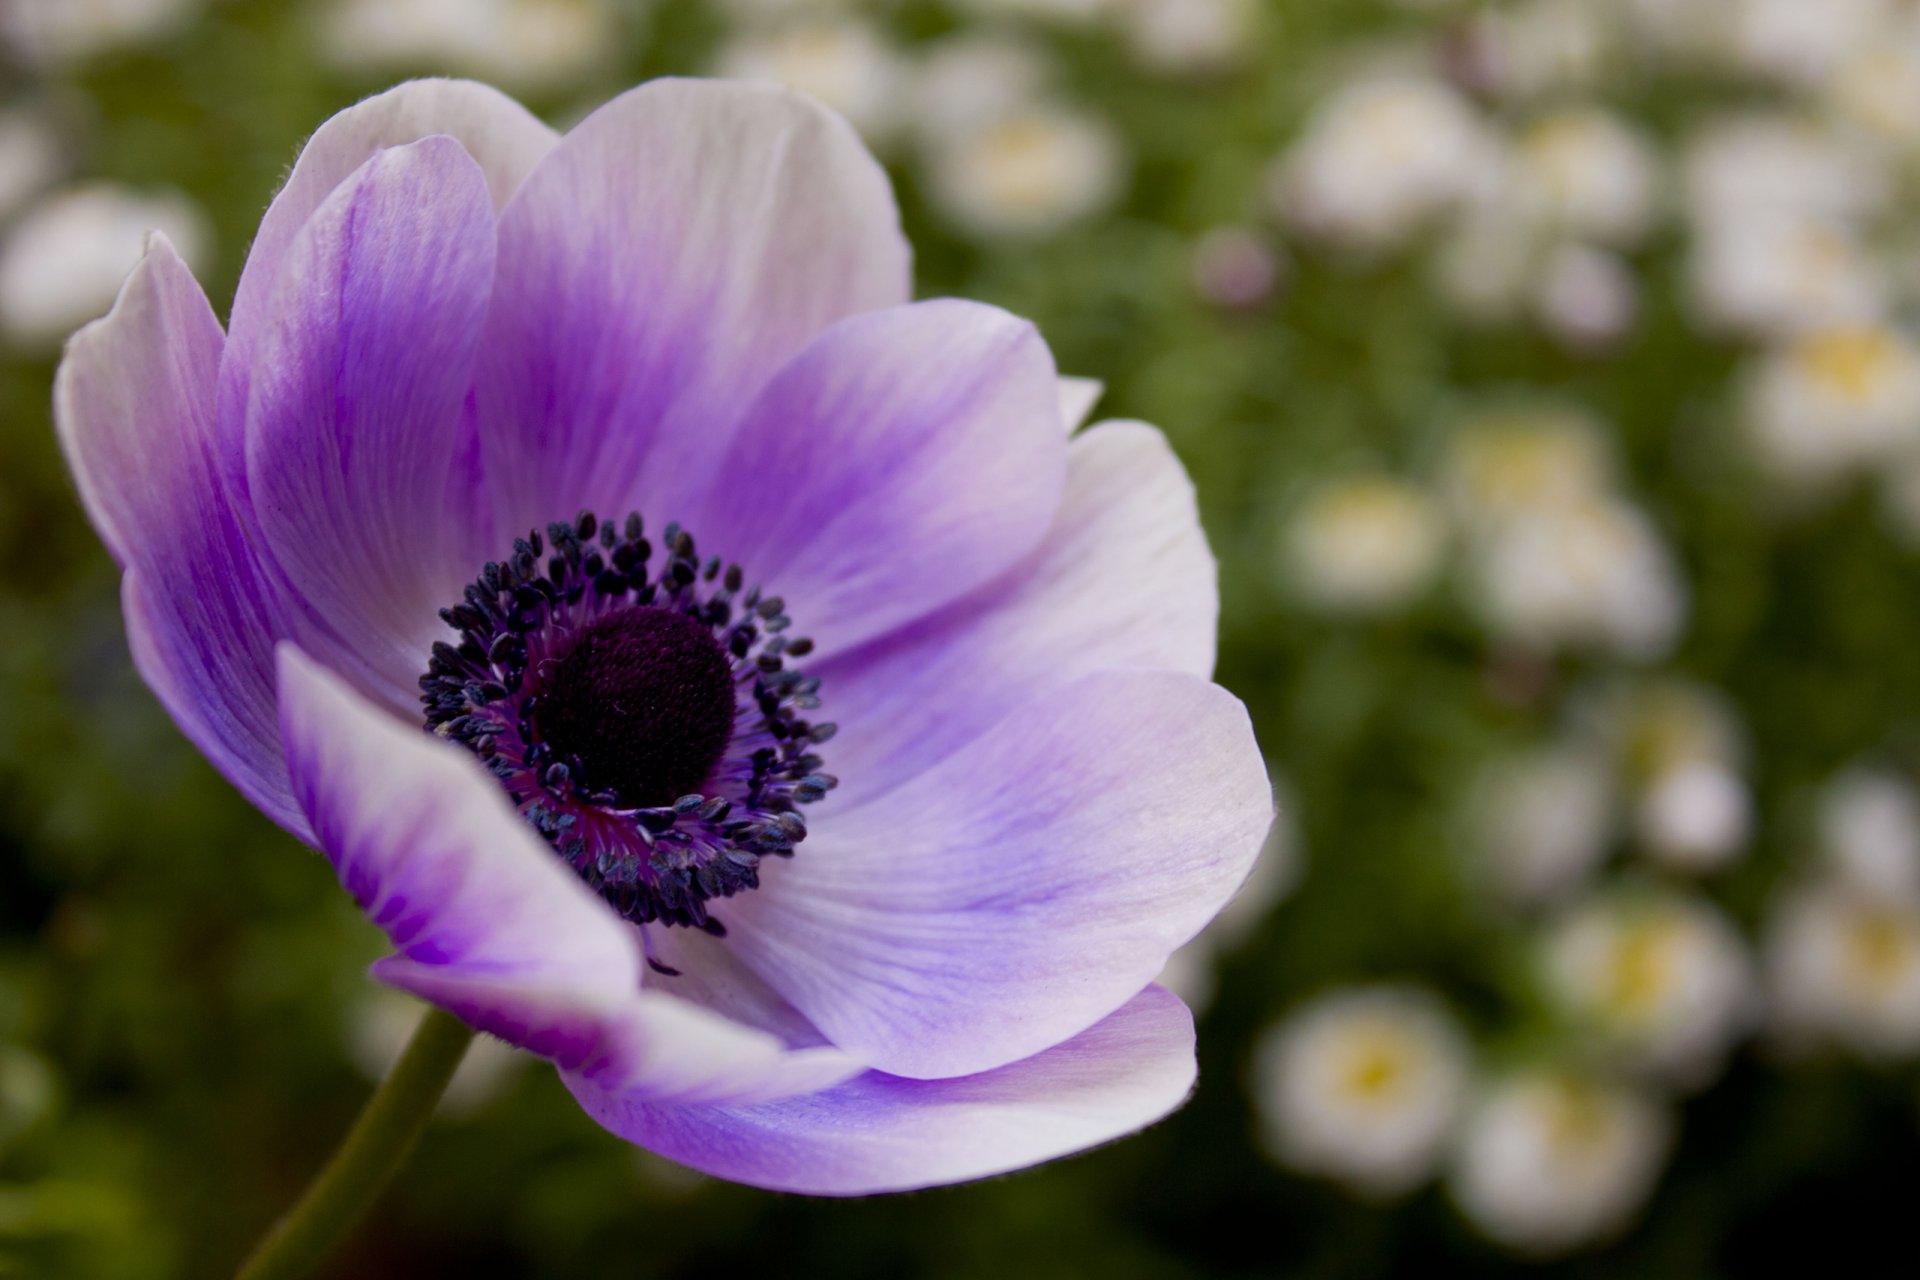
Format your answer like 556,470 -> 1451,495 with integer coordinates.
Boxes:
817,420 -> 1217,808
565,985 -> 1196,1195
673,298 -> 1068,656
1057,376 -> 1104,432
245,137 -> 497,711
219,79 -> 555,499
724,669 -> 1272,1080
474,78 -> 912,539
279,646 -> 860,1106
53,235 -> 304,836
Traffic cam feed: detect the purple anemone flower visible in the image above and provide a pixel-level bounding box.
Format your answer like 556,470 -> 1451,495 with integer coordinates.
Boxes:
53,78 -> 1272,1195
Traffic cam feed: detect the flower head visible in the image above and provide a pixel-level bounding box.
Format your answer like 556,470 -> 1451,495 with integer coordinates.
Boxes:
53,78 -> 1271,1194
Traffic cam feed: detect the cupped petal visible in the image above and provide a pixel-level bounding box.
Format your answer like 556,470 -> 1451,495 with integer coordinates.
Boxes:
279,647 -> 859,1106
566,985 -> 1196,1196
474,78 -> 912,539
245,137 -> 498,711
675,299 -> 1068,656
724,669 -> 1272,1080
54,235 -> 304,836
816,420 -> 1217,808
219,79 -> 556,495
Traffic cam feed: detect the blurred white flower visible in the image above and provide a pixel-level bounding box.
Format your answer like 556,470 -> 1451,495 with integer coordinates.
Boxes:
1820,769 -> 1920,901
1441,409 -> 1612,529
1543,893 -> 1755,1088
0,111 -> 61,224
1767,882 -> 1920,1057
1432,207 -> 1539,323
923,101 -> 1124,239
0,184 -> 209,348
1466,498 -> 1686,660
1508,108 -> 1661,247
1275,74 -> 1497,253
1116,0 -> 1257,77
1449,1073 -> 1671,1255
1190,226 -> 1284,311
1533,243 -> 1637,353
1465,0 -> 1617,102
950,0 -> 1118,22
1743,325 -> 1920,486
0,0 -> 197,64
1720,0 -> 1891,89
347,992 -> 526,1116
716,18 -> 910,147
1636,760 -> 1751,872
1688,215 -> 1885,339
1285,476 -> 1448,616
1828,19 -> 1920,151
1253,987 -> 1472,1198
1683,115 -> 1884,232
318,0 -> 617,91
1476,747 -> 1616,907
911,34 -> 1052,141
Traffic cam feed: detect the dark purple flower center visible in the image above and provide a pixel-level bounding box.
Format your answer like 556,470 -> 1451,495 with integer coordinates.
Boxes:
419,510 -> 836,937
534,607 -> 737,809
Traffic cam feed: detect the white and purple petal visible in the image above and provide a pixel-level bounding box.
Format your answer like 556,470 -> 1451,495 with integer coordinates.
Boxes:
724,668 -> 1272,1080
566,985 -> 1196,1196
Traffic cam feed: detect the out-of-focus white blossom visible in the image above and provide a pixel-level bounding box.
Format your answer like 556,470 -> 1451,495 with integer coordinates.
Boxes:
1190,226 -> 1284,311
1466,498 -> 1686,659
1534,243 -> 1637,352
1683,115 -> 1885,232
0,184 -> 209,348
318,0 -> 617,91
1743,325 -> 1920,486
911,35 -> 1052,141
0,112 -> 61,224
0,0 -> 197,64
1441,409 -> 1612,529
1475,746 -> 1616,907
1543,893 -> 1755,1087
1767,882 -> 1920,1057
1636,760 -> 1751,872
1117,0 -> 1257,77
1820,769 -> 1920,900
951,0 -> 1119,23
1508,109 -> 1660,247
1449,1073 -> 1671,1255
1275,74 -> 1497,253
1688,215 -> 1885,338
1253,987 -> 1472,1197
923,101 -> 1124,239
1719,0 -> 1891,89
1285,476 -> 1448,615
1462,0 -> 1617,101
716,18 -> 910,147
1828,22 -> 1920,151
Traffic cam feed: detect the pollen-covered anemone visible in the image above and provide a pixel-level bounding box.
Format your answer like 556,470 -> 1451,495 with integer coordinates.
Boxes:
53,78 -> 1272,1194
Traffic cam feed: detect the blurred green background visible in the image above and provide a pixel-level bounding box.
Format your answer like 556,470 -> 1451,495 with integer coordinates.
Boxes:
7,0 -> 1920,1275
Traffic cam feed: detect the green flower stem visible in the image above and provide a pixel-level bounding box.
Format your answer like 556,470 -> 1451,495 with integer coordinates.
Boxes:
234,1006 -> 475,1280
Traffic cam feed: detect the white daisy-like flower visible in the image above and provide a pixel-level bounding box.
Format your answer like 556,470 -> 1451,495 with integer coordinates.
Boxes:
318,0 -> 617,91
923,101 -> 1125,240
910,34 -> 1052,142
1766,881 -> 1920,1057
1508,108 -> 1661,248
1635,759 -> 1751,873
1467,0 -> 1618,102
0,183 -> 210,348
1820,769 -> 1920,901
715,17 -> 910,147
1285,476 -> 1448,616
1440,408 -> 1613,531
1449,1072 -> 1671,1255
1542,892 -> 1755,1088
1743,324 -> 1920,487
1475,746 -> 1616,907
1465,498 -> 1686,660
1275,73 -> 1497,253
0,0 -> 198,64
1116,0 -> 1259,77
1687,214 -> 1885,339
1719,0 -> 1892,89
1252,987 -> 1473,1198
1683,114 -> 1884,232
